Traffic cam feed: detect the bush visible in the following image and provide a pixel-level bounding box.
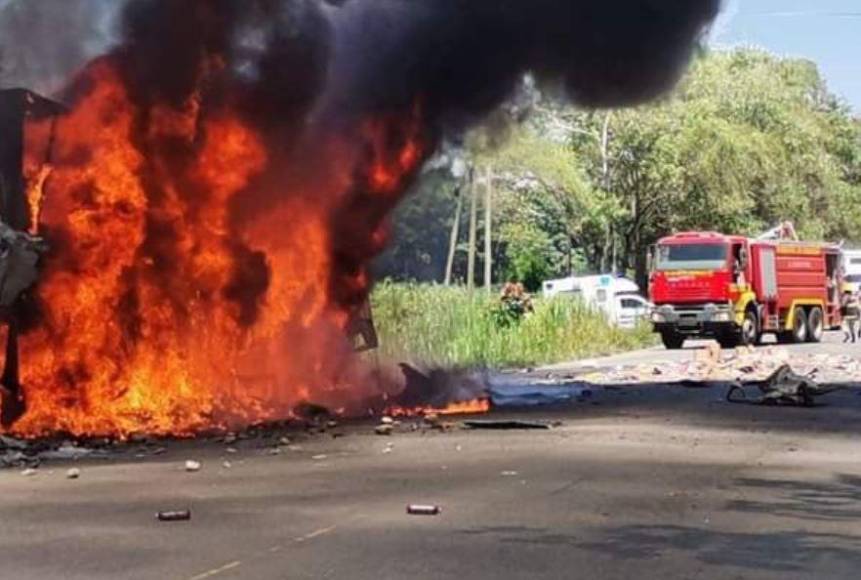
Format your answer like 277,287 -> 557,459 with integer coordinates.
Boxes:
371,282 -> 654,368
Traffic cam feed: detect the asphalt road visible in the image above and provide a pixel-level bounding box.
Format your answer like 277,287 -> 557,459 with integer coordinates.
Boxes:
2,332 -> 861,580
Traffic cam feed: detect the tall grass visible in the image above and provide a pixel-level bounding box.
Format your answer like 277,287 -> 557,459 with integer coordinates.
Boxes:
371,282 -> 654,368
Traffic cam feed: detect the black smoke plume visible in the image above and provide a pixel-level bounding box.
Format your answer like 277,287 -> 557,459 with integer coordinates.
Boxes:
4,0 -> 721,317
3,0 -> 721,129
324,0 -> 722,128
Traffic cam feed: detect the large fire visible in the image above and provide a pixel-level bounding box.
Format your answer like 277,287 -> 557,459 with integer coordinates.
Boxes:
3,55 -> 427,437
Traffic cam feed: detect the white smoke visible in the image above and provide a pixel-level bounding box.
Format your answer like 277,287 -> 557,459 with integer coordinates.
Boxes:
0,0 -> 124,96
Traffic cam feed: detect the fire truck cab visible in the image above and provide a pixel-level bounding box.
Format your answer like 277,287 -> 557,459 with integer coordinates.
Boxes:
649,231 -> 843,349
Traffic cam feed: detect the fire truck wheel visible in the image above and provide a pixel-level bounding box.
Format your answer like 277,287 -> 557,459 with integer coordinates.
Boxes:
660,332 -> 685,350
806,307 -> 824,343
791,308 -> 809,344
739,310 -> 759,346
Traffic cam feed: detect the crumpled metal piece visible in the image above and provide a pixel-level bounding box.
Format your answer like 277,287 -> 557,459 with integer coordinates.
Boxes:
726,364 -> 841,407
0,220 -> 45,307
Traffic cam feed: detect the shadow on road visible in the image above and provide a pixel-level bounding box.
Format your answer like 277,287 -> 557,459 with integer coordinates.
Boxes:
535,379 -> 861,437
462,524 -> 861,573
728,474 -> 861,522
575,524 -> 861,572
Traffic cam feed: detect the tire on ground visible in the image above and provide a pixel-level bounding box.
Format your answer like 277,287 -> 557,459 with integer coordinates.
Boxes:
739,308 -> 759,347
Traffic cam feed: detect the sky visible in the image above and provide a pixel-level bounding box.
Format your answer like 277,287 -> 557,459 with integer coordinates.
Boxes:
712,0 -> 861,112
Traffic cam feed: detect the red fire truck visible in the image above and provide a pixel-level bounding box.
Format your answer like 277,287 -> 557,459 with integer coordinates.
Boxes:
649,230 -> 843,349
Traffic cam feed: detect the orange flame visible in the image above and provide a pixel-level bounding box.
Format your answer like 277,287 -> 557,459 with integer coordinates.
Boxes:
386,398 -> 491,418
5,58 -> 427,438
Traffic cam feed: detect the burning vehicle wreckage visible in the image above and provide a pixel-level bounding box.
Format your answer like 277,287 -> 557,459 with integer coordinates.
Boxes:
0,89 -> 61,428
0,0 -> 722,443
0,85 -> 397,436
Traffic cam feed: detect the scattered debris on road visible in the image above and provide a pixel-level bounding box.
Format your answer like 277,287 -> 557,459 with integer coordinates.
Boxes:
375,424 -> 394,436
66,468 -> 81,480
0,435 -> 27,450
184,460 -> 202,472
40,443 -> 93,461
1,452 -> 27,468
21,468 -> 37,477
156,510 -> 191,522
1,436 -> 135,468
406,504 -> 441,516
576,346 -> 861,386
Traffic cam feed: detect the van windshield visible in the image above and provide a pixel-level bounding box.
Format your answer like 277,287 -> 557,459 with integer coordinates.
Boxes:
657,243 -> 728,271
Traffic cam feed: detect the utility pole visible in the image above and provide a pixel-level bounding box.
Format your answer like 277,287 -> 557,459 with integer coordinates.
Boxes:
600,112 -> 614,274
467,167 -> 477,291
443,186 -> 463,286
484,165 -> 493,292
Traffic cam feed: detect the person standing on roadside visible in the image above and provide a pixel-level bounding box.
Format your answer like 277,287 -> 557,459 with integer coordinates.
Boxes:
842,290 -> 860,343
852,289 -> 861,340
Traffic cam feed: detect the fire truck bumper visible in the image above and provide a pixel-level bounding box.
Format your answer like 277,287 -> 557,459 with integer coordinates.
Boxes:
650,304 -> 736,335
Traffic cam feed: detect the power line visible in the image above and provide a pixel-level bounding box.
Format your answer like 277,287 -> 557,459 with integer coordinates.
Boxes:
746,11 -> 861,18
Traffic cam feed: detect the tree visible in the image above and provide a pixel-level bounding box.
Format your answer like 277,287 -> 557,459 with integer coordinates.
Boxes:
373,171 -> 460,282
570,48 -> 861,285
468,124 -> 603,283
498,221 -> 553,291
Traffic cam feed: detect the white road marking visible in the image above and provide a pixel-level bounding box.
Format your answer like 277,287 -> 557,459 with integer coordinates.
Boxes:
188,560 -> 241,580
294,525 -> 337,543
187,525 -> 337,579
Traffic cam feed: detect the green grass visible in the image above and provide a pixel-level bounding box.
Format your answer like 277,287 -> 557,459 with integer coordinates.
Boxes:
371,282 -> 655,368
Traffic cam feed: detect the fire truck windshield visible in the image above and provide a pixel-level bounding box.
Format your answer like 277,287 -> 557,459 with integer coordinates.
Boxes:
656,243 -> 728,271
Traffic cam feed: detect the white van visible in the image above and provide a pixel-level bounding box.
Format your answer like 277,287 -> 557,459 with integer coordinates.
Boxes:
844,249 -> 861,292
542,274 -> 650,329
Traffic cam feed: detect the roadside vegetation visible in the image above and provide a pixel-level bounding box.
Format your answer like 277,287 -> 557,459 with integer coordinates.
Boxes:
371,282 -> 654,368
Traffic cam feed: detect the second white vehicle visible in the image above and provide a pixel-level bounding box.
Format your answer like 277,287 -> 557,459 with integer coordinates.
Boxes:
542,274 -> 650,329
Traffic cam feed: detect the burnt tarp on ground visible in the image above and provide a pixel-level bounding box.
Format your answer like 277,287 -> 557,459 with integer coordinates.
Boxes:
487,376 -> 593,407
